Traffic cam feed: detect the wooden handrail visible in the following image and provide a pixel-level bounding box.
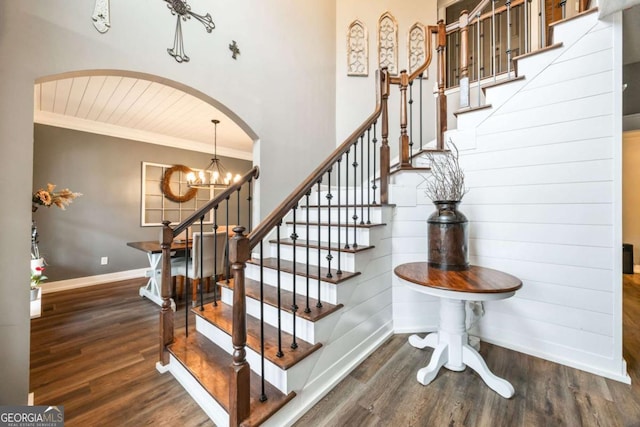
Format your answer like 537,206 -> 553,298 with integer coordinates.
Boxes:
446,0 -> 492,32
388,21 -> 446,165
247,68 -> 389,249
157,165 -> 259,367
450,0 -> 525,31
389,24 -> 436,85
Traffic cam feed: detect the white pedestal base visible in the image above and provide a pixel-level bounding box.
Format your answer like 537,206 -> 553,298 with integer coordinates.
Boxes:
409,298 -> 515,398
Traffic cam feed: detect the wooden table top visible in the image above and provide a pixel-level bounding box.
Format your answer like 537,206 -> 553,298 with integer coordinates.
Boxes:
394,262 -> 522,294
126,240 -> 190,254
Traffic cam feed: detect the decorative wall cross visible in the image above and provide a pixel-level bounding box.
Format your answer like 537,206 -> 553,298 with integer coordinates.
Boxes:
229,40 -> 240,59
165,0 -> 215,63
92,0 -> 111,33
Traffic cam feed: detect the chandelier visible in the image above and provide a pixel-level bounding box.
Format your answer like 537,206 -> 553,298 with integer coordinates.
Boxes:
187,119 -> 240,189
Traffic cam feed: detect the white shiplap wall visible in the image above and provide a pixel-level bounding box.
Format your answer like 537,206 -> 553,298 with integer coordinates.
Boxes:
460,11 -> 625,381
391,10 -> 628,382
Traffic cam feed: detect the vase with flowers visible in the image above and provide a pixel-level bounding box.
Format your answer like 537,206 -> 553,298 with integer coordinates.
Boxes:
422,141 -> 469,271
31,183 -> 82,295
30,259 -> 47,301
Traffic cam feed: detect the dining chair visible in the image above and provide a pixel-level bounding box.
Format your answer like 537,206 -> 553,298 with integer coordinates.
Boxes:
171,230 -> 228,305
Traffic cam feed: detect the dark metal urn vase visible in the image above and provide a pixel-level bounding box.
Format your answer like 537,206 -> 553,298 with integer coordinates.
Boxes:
427,200 -> 469,271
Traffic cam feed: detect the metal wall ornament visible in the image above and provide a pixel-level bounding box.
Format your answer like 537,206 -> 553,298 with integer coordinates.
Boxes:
229,40 -> 240,59
408,22 -> 428,78
347,20 -> 368,76
92,0 -> 111,33
165,0 -> 215,63
377,12 -> 398,76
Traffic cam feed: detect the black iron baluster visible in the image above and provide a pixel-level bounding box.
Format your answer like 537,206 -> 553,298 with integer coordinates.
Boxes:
352,138 -> 359,249
367,127 -> 371,224
337,157 -> 343,276
304,190 -> 311,314
225,195 -> 230,283
237,186 -> 241,228
344,147 -> 350,249
419,73 -> 424,151
213,205 -> 219,307
372,123 -> 378,205
326,169 -> 333,278
248,179 -> 253,232
409,80 -> 414,164
259,241 -> 267,402
276,221 -> 283,358
291,205 -> 298,350
198,217 -> 205,311
316,180 -> 322,308
185,226 -> 191,337
360,134 -> 365,225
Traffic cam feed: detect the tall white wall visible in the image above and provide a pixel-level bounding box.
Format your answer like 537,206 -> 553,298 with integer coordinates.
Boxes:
336,1 -> 439,153
454,11 -> 626,381
0,0 -> 336,403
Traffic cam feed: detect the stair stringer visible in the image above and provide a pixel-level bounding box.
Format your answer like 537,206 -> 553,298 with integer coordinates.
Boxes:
259,205 -> 395,426
437,10 -> 630,383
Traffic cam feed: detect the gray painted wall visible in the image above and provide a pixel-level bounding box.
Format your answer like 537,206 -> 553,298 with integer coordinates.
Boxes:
33,124 -> 252,281
2,0 -> 335,405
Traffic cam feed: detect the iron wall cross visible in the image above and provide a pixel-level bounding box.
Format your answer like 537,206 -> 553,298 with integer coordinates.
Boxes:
165,0 -> 215,63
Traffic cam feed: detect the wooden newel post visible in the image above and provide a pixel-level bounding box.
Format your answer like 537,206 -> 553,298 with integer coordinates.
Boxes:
228,226 -> 250,427
159,220 -> 174,366
380,67 -> 390,204
399,70 -> 411,168
435,20 -> 448,150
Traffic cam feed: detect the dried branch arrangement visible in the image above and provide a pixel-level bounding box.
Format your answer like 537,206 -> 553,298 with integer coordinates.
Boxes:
422,141 -> 467,202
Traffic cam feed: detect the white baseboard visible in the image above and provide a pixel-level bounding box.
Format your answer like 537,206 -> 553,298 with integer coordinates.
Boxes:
634,264 -> 640,274
41,269 -> 147,294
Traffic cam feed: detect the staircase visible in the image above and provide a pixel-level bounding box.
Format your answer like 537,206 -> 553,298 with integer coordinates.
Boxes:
154,6 -> 612,425
166,192 -> 394,426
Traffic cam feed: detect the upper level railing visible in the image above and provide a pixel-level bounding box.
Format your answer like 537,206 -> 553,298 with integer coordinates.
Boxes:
445,0 -> 592,108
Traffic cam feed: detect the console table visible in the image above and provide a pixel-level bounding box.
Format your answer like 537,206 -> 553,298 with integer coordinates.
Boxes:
394,262 -> 522,398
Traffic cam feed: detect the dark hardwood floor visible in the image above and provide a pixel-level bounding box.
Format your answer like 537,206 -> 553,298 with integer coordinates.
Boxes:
31,275 -> 640,426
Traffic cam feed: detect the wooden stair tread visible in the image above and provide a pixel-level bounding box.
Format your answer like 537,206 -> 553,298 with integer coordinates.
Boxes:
248,258 -> 361,284
223,277 -> 343,322
512,42 -> 563,63
481,75 -> 525,92
285,220 -> 386,229
269,238 -> 374,253
453,104 -> 492,117
302,203 -> 389,208
168,333 -> 295,427
390,165 -> 431,175
193,302 -> 322,370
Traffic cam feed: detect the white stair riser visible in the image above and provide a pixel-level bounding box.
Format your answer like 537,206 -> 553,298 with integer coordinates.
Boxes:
304,190 -> 379,206
220,286 -> 319,344
483,79 -> 527,107
245,263 -> 339,304
455,108 -> 493,130
293,224 -> 372,246
195,316 -> 297,394
299,206 -> 383,224
267,243 -> 357,272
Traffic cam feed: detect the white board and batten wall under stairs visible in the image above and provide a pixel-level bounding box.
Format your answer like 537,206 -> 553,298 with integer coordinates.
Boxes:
389,9 -> 628,383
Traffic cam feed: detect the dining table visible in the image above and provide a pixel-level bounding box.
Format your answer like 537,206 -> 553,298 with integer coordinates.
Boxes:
126,240 -> 191,312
